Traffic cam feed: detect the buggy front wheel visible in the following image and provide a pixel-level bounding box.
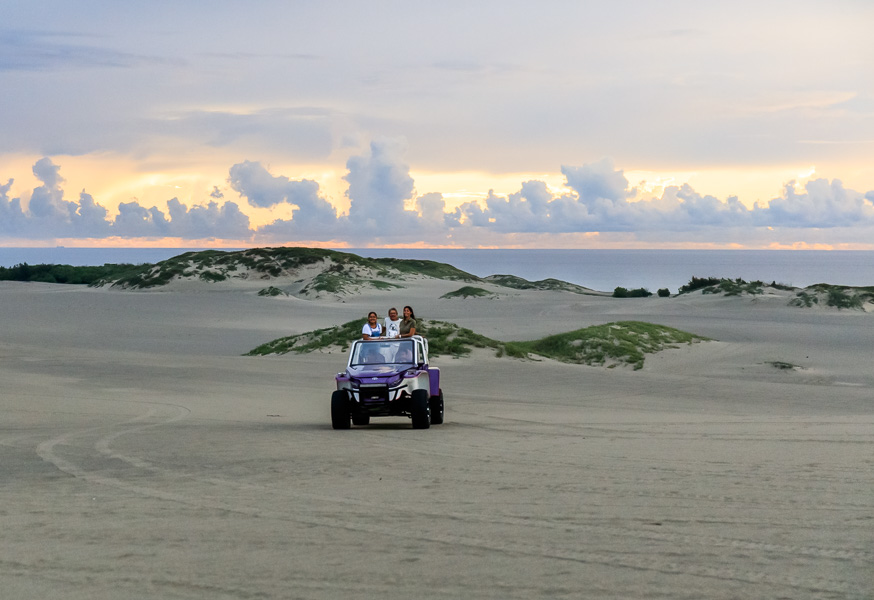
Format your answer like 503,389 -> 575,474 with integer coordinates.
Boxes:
410,389 -> 431,429
331,390 -> 352,430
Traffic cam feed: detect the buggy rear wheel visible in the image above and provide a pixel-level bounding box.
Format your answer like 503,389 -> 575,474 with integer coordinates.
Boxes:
429,390 -> 444,425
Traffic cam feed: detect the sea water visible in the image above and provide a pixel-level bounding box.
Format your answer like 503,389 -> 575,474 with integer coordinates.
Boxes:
1,247 -> 872,293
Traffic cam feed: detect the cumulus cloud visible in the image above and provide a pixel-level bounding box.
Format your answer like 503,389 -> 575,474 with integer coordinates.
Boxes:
229,160 -> 338,233
3,152 -> 874,247
0,158 -> 112,238
0,158 -> 254,241
255,139 -> 425,242
345,139 -> 415,221
452,159 -> 874,237
754,179 -> 874,228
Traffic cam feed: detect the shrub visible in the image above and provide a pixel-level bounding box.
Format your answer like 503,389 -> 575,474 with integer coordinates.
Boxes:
826,288 -> 862,310
258,286 -> 286,297
441,286 -> 492,299
678,276 -> 722,294
199,271 -> 227,282
613,287 -> 651,298
657,288 -> 670,297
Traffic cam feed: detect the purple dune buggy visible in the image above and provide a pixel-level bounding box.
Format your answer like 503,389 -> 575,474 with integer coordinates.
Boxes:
332,335 -> 444,429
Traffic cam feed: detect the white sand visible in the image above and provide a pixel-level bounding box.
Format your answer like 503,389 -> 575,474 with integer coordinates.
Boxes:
1,279 -> 872,599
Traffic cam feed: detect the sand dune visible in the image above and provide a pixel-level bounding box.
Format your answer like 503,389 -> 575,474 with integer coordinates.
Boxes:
1,276 -> 872,599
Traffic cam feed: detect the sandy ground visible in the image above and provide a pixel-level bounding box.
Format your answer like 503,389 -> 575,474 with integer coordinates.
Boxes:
1,279 -> 872,599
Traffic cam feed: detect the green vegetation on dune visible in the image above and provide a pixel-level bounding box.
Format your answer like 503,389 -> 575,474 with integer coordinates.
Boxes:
369,257 -> 477,281
791,284 -> 874,310
10,247 -> 595,295
678,276 -> 765,296
504,321 -> 708,370
104,247 -> 340,288
258,286 -> 287,297
440,286 -> 494,299
0,262 -> 142,285
246,319 -> 364,355
245,318 -> 502,358
246,318 -> 708,369
417,320 -> 504,357
612,286 -> 652,298
95,247 -> 478,290
483,274 -> 599,295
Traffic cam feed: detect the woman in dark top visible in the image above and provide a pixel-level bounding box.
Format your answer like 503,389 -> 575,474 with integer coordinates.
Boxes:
399,305 -> 417,338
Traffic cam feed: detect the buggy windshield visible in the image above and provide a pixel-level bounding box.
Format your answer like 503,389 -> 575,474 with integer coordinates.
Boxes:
351,339 -> 416,366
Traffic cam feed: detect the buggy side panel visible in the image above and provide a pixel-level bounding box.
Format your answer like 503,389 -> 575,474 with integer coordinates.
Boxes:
428,367 -> 440,397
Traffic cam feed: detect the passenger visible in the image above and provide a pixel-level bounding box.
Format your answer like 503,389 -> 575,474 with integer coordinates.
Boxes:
361,311 -> 382,340
399,305 -> 417,338
384,307 -> 401,338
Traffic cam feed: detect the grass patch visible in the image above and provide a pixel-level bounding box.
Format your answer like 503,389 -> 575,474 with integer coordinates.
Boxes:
101,247 -> 479,290
246,318 -> 708,369
0,262 -> 143,285
258,286 -> 287,297
416,320 -> 505,357
504,321 -> 709,370
768,361 -> 799,370
483,274 -> 599,295
679,276 -> 764,296
199,271 -> 227,282
789,284 -> 873,310
440,286 -> 494,299
246,319 -> 364,355
371,280 -> 404,290
790,291 -> 819,307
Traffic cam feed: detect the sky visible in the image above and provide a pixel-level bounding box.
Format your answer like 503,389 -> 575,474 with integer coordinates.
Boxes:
1,0 -> 873,249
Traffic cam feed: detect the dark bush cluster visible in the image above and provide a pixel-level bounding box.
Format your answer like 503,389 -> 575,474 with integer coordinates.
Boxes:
0,262 -> 141,285
613,287 -> 652,298
678,276 -> 722,294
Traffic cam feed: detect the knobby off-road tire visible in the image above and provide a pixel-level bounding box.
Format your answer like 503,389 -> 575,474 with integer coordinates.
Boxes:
410,389 -> 431,429
331,390 -> 352,430
429,390 -> 445,425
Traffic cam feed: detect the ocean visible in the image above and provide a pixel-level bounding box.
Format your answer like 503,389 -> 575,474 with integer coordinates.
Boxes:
1,247 -> 872,293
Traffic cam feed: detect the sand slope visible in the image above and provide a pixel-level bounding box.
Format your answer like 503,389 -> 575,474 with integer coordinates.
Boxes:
1,279 -> 872,599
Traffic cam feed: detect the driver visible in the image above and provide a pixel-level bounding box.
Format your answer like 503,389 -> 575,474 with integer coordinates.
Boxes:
395,345 -> 414,363
361,345 -> 385,364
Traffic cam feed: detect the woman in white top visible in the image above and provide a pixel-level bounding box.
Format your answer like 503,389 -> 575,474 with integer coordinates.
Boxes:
362,311 -> 382,339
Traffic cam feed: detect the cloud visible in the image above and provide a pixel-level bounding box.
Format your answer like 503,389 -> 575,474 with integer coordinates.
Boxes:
0,157 -> 253,241
112,198 -> 252,240
0,157 -> 112,238
754,179 -> 874,228
345,139 -> 416,221
229,160 -> 337,228
454,159 -> 874,236
0,29 -> 175,72
561,158 -> 630,205
165,198 -> 251,239
3,153 -> 874,247
112,201 -> 170,238
256,140 -> 424,242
